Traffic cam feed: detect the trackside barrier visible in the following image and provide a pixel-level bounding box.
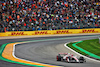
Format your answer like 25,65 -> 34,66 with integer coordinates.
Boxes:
98,35 -> 100,44
0,28 -> 100,36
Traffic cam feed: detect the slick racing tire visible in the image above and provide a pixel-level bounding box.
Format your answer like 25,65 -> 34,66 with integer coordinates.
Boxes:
79,56 -> 86,63
57,56 -> 62,61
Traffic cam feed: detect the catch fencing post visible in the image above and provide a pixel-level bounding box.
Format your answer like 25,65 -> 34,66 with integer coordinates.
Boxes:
99,36 -> 100,44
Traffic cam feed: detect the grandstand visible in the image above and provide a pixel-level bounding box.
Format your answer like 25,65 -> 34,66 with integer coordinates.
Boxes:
0,0 -> 100,32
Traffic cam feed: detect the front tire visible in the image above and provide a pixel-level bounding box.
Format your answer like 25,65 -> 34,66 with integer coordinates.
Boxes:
79,56 -> 86,63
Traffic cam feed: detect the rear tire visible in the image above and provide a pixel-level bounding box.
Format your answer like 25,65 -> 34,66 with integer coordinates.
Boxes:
79,56 -> 86,63
57,56 -> 62,61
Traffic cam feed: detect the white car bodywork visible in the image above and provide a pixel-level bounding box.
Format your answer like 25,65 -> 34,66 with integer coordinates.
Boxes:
57,53 -> 86,63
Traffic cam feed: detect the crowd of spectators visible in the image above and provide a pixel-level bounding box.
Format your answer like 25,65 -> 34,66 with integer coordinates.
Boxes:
0,0 -> 100,32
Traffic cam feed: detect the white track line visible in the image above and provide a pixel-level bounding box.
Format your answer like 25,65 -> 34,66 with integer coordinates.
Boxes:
13,43 -> 62,67
13,43 -> 36,63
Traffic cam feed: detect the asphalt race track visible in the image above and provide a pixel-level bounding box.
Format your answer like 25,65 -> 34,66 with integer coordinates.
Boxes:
0,35 -> 100,67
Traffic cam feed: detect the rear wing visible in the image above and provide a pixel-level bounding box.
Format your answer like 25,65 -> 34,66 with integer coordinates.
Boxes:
58,53 -> 68,55
58,53 -> 73,56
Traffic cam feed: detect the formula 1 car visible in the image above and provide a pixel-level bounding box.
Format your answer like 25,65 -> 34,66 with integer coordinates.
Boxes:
56,53 -> 86,63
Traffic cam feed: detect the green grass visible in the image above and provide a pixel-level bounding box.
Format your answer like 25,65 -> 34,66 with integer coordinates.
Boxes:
67,39 -> 100,57
67,42 -> 88,56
